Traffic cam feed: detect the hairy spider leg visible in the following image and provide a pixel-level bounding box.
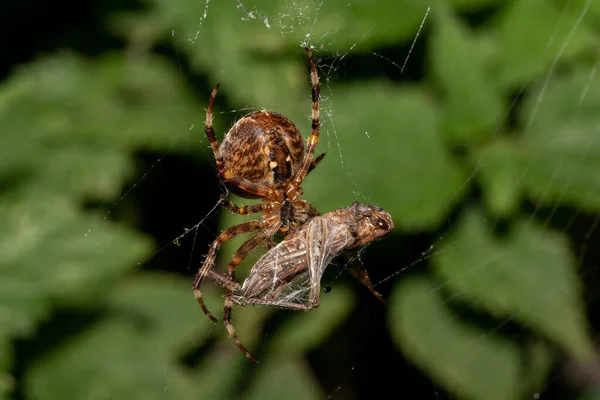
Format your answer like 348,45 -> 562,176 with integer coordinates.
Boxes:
193,220 -> 262,322
344,255 -> 385,303
219,199 -> 263,215
204,83 -> 269,197
223,232 -> 269,363
308,152 -> 326,173
285,47 -> 321,199
204,83 -> 224,173
206,269 -> 241,291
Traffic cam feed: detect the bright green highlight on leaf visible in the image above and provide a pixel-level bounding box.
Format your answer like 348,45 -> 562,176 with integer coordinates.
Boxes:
430,5 -> 504,143
472,138 -> 523,217
494,0 -> 596,87
433,208 -> 594,360
518,66 -> 600,212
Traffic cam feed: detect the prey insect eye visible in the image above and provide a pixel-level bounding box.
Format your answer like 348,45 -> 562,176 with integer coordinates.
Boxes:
376,218 -> 389,231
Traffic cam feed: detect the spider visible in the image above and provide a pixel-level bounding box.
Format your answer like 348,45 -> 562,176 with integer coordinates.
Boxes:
193,47 -> 324,351
204,201 -> 394,362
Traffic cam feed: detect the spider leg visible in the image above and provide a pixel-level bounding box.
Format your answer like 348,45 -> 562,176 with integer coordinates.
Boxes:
348,264 -> 384,303
219,199 -> 263,215
342,252 -> 385,303
205,85 -> 270,197
193,220 -> 262,322
307,152 -> 326,174
223,178 -> 270,197
285,47 -> 321,199
265,237 -> 277,250
205,83 -> 226,176
223,232 -> 269,363
205,270 -> 241,291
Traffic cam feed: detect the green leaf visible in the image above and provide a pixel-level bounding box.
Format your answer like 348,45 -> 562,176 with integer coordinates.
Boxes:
471,138 -> 523,217
267,285 -> 354,358
302,83 -> 466,230
518,67 -> 600,212
303,0 -> 431,50
0,191 -> 152,334
132,0 -> 431,137
27,318 -> 195,400
448,0 -> 506,11
429,5 -> 504,143
555,0 -> 600,27
0,50 -> 207,398
389,276 -> 522,400
139,0 -> 430,53
522,340 -> 555,396
25,274 -> 222,400
1,53 -> 201,149
132,0 -> 307,124
493,0 -> 596,88
192,350 -> 250,400
244,359 -> 326,400
107,274 -> 220,350
0,53 -> 204,201
432,208 -> 594,360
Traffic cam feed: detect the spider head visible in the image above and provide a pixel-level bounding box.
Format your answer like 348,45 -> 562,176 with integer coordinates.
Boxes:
347,201 -> 394,248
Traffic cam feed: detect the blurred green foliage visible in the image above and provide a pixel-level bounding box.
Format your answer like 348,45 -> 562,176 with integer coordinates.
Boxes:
1,0 -> 600,399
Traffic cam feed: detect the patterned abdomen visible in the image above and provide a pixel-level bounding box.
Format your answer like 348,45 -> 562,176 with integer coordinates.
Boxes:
220,111 -> 305,198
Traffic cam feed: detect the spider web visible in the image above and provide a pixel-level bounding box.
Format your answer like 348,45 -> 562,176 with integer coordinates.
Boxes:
66,0 -> 600,399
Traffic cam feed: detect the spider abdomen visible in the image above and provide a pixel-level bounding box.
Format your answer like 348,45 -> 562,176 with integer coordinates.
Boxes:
220,110 -> 305,198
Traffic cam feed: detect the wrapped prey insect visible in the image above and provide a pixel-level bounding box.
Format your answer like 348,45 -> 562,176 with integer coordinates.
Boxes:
199,201 -> 394,362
